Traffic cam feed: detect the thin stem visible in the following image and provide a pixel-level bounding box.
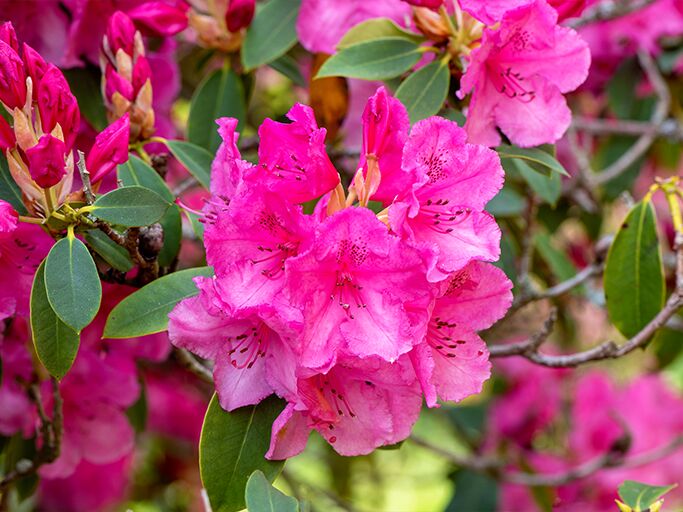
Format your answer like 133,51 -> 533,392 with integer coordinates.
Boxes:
76,150 -> 95,204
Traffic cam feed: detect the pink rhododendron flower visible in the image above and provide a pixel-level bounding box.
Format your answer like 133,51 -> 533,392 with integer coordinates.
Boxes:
86,114 -> 131,184
255,104 -> 340,203
0,39 -> 27,109
389,117 -> 504,279
267,356 -> 422,459
411,262 -> 512,407
170,87 -> 508,457
127,1 -> 189,37
458,0 -> 591,147
0,319 -> 34,436
25,134 -> 68,188
39,456 -> 134,512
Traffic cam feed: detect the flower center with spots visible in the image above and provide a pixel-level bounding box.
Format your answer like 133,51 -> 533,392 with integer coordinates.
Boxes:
226,323 -> 270,369
419,198 -> 472,234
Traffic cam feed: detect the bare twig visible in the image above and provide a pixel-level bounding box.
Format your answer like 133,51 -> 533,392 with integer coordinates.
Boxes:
174,348 -> 214,384
569,0 -> 658,28
572,117 -> 683,141
76,150 -> 95,204
589,51 -> 671,186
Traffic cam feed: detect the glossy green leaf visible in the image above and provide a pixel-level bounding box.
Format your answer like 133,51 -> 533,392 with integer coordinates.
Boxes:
269,54 -> 306,87
337,17 -> 422,49
45,236 -> 101,332
486,185 -> 525,217
0,154 -> 26,214
200,394 -> 286,512
31,262 -> 80,378
166,140 -> 212,189
103,266 -> 213,338
618,480 -> 677,511
189,66 -> 246,153
117,156 -> 181,265
245,470 -> 299,512
514,159 -> 561,206
316,38 -> 422,80
242,0 -> 301,71
497,144 -> 569,177
84,229 -> 134,272
605,201 -> 665,338
91,186 -> 170,227
395,60 -> 450,123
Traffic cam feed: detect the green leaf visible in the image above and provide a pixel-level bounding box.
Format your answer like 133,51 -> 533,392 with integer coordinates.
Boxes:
395,60 -> 450,123
446,470 -> 498,512
316,38 -> 422,81
607,59 -> 639,120
91,186 -> 170,227
618,480 -> 677,511
45,236 -> 101,332
189,66 -> 246,154
605,201 -> 665,338
486,185 -> 525,217
242,0 -> 301,71
497,145 -> 569,177
337,17 -> 422,49
84,229 -> 134,272
166,140 -> 212,189
103,266 -> 213,338
245,470 -> 299,512
269,55 -> 306,87
31,262 -> 80,378
535,232 -> 578,283
63,67 -> 108,131
0,154 -> 27,214
513,159 -> 561,206
200,394 -> 286,512
117,156 -> 181,265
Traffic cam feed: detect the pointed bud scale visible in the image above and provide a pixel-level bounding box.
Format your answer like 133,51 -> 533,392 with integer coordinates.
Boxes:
226,0 -> 255,32
105,65 -> 135,102
127,1 -> 189,37
22,43 -> 49,85
36,65 -> 80,149
0,115 -> 15,151
106,11 -> 138,56
0,22 -> 18,52
87,114 -> 130,184
0,40 -> 27,109
25,134 -> 67,188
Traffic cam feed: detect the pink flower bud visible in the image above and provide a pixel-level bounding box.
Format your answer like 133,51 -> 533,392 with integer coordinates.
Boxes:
0,40 -> 27,109
226,0 -> 255,32
87,114 -> 130,184
25,134 -> 67,189
548,0 -> 588,20
105,65 -> 135,102
106,11 -> 138,56
0,22 -> 19,52
0,115 -> 15,151
22,43 -> 49,85
36,65 -> 80,149
127,1 -> 189,37
132,55 -> 152,95
0,199 -> 18,234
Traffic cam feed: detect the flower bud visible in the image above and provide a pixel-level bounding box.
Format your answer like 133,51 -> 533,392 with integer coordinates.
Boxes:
403,0 -> 443,8
0,199 -> 18,234
105,65 -> 135,102
22,43 -> 49,85
0,22 -> 19,52
226,0 -> 255,32
0,40 -> 27,109
413,7 -> 451,42
127,1 -> 189,37
87,114 -> 130,184
25,134 -> 67,188
0,115 -> 16,151
106,11 -> 138,57
36,66 -> 80,149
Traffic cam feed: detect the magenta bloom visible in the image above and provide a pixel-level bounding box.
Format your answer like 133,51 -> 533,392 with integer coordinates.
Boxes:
211,117 -> 254,199
226,0 -> 256,32
411,262 -> 512,407
36,64 -> 80,149
286,207 -> 435,370
254,104 -> 340,204
0,39 -> 27,109
389,117 -> 504,280
0,320 -> 34,436
267,356 -> 422,459
458,0 -> 591,147
127,1 -> 189,37
169,276 -> 298,412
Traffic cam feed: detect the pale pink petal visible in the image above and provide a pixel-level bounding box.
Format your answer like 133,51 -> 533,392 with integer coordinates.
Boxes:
266,403 -> 311,460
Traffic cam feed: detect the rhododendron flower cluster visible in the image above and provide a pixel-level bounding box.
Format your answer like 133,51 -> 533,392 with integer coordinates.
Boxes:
169,87 -> 513,457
